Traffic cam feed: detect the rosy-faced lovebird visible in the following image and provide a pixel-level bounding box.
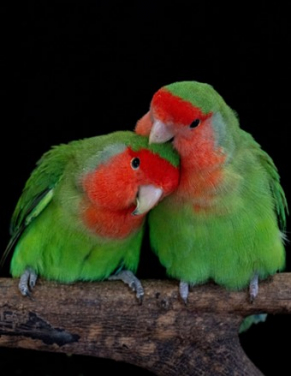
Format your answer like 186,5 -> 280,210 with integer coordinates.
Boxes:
2,131 -> 179,301
135,80 -> 288,303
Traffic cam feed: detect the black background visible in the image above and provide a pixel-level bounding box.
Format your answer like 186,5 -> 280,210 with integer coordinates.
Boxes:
1,2 -> 291,375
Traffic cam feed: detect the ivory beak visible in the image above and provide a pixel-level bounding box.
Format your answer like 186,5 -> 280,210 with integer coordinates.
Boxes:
149,120 -> 174,144
132,185 -> 163,216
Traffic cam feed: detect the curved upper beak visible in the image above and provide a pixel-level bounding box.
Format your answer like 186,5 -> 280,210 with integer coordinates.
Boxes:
149,120 -> 174,144
132,185 -> 163,216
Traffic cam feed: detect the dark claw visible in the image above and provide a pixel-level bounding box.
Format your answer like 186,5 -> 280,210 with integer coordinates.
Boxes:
19,285 -> 30,297
137,294 -> 144,305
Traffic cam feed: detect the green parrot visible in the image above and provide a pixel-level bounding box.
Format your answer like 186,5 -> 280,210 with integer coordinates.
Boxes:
135,80 -> 288,304
2,131 -> 179,301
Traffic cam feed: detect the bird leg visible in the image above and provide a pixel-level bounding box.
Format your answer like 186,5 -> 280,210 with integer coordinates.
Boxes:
108,270 -> 144,303
179,281 -> 189,304
249,272 -> 259,303
18,267 -> 38,297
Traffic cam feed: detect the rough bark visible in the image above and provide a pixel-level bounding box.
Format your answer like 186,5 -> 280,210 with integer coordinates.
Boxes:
1,273 -> 291,375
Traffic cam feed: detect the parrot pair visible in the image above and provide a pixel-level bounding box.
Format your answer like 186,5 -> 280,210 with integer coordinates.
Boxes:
1,131 -> 179,301
135,80 -> 288,305
3,81 -> 288,315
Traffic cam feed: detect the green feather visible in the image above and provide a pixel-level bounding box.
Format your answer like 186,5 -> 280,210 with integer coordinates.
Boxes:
257,148 -> 288,231
145,81 -> 288,289
3,131 -> 179,285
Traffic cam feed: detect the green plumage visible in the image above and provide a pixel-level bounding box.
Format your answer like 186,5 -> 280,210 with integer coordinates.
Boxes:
151,191 -> 286,288
3,131 -> 179,287
150,133 -> 287,289
140,81 -> 288,291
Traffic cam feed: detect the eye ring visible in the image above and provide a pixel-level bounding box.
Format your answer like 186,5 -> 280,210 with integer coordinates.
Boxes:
131,157 -> 140,170
189,119 -> 200,128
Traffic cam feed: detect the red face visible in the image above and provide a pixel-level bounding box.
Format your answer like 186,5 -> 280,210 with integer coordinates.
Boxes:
82,147 -> 179,212
151,88 -> 209,127
135,88 -> 216,165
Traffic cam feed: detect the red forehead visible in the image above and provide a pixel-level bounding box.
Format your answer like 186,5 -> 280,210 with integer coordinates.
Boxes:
151,88 -> 209,125
128,148 -> 179,193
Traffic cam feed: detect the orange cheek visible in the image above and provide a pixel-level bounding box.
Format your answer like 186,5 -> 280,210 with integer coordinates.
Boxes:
80,159 -> 144,238
82,160 -> 138,211
174,123 -> 227,208
174,121 -> 226,169
82,203 -> 145,239
173,130 -> 193,156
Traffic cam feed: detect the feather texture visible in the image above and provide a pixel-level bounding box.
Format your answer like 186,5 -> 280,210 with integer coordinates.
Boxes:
135,81 -> 288,291
3,131 -> 179,287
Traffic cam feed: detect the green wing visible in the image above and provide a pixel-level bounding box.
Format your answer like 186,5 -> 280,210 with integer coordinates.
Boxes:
241,130 -> 288,231
258,148 -> 288,231
1,144 -> 70,267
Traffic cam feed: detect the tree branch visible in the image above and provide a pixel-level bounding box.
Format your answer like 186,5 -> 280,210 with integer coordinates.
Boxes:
1,273 -> 291,376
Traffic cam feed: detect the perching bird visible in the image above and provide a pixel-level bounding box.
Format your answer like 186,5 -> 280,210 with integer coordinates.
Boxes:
135,80 -> 288,303
2,131 -> 179,301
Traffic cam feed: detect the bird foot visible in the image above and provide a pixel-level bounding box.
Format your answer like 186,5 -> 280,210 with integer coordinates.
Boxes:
249,273 -> 259,303
109,270 -> 144,304
18,268 -> 38,297
179,281 -> 189,304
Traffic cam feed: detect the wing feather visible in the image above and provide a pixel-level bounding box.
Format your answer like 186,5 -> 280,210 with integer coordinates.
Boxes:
1,144 -> 71,267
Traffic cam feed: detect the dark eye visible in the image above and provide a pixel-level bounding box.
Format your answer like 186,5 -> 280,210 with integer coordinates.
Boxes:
131,157 -> 140,170
189,119 -> 200,128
